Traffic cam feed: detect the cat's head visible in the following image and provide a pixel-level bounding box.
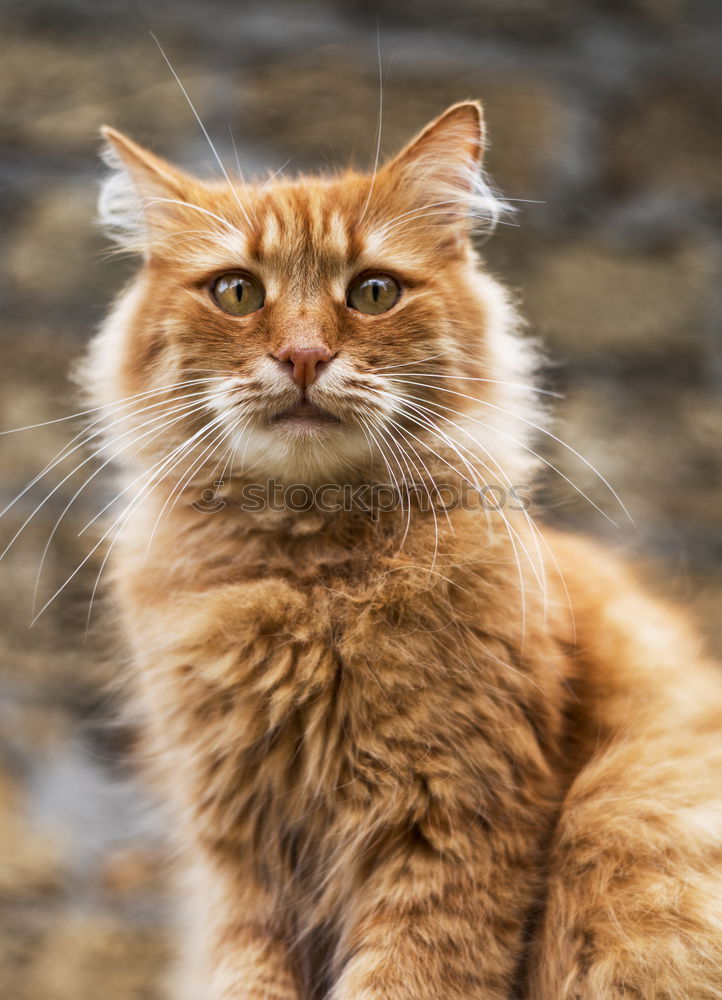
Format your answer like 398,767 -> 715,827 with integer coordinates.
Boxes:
88,102 -> 540,491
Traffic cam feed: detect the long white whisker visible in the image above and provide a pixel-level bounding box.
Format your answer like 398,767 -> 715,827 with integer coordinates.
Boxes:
403,217 -> 520,236
387,395 -> 545,611
0,380 -> 225,525
78,400 -> 215,537
379,207 -> 486,237
85,414 -> 238,633
383,390 -> 577,640
388,397 -> 496,541
385,392 -> 544,571
358,19 -> 384,225
79,405 -> 232,542
385,378 -> 626,526
209,422 -> 243,491
370,352 -> 451,372
182,368 -> 242,375
384,372 -> 562,399
367,413 -> 417,554
31,398 -> 213,614
0,376 -> 224,439
149,31 -> 254,231
379,408 -> 458,529
227,124 -> 246,186
228,126 -> 260,228
374,199 -> 469,234
374,414 -> 447,572
373,394 -> 534,644
360,415 -> 412,549
3,394 -> 213,568
32,408 -> 230,625
145,197 -> 238,233
364,413 -> 407,496
262,158 -> 292,189
390,401 -> 536,582
145,412 -> 244,554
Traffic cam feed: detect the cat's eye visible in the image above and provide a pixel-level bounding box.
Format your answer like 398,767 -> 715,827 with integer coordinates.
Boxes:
211,273 -> 265,316
347,274 -> 400,315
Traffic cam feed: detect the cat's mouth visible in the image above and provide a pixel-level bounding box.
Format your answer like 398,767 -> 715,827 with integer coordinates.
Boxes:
270,401 -> 342,426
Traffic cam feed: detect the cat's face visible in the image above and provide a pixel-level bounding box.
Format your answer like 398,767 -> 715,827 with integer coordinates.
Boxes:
92,103 -> 536,488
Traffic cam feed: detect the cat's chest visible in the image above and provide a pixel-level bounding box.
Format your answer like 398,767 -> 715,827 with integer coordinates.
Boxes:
128,511 -> 562,852
160,573 -> 552,839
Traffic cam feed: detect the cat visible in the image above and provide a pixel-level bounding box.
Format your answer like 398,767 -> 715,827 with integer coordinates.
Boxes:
83,101 -> 722,999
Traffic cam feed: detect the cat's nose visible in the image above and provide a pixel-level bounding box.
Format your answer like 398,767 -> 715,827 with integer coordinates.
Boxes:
274,345 -> 333,391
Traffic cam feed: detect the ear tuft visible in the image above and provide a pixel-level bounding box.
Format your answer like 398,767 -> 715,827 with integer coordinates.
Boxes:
97,127 -> 146,253
97,127 -> 192,254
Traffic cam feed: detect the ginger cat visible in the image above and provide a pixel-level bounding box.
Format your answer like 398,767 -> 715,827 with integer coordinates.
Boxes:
85,102 -> 722,999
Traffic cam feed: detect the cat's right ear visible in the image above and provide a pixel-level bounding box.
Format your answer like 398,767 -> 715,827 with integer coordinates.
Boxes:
98,127 -> 192,254
379,102 -> 507,243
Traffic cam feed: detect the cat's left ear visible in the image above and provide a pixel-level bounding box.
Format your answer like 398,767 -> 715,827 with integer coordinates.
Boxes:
98,126 -> 196,254
381,102 -> 502,240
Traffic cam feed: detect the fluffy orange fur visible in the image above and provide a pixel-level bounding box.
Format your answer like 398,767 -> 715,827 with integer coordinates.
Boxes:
85,103 -> 722,999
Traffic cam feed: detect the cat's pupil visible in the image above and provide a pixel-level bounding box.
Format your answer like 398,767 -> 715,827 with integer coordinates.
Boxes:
372,282 -> 380,302
235,282 -> 244,302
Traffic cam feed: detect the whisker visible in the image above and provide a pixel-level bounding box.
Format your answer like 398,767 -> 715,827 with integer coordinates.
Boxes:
372,393 -> 540,644
374,198 -> 471,234
32,399 -> 213,614
209,424 -> 242,490
402,216 -> 521,235
149,31 -> 254,232
151,412 -> 250,553
388,395 -> 546,613
76,398 -> 217,536
85,415 -> 234,632
0,376 -> 225,437
33,408 -> 228,625
0,383 -> 216,527
358,18 -> 384,225
2,393 -> 214,567
374,414 -> 447,573
262,158 -> 292,189
379,407 -> 458,524
79,405 -> 228,541
385,386 -> 604,618
228,124 -> 260,228
145,197 -> 238,233
366,413 -> 417,555
146,412 -> 245,552
387,391 -> 543,547
384,377 -> 628,526
370,352 -> 452,373
384,372 -> 562,399
360,415 -> 412,549
182,368 -> 242,376
381,388 -> 580,640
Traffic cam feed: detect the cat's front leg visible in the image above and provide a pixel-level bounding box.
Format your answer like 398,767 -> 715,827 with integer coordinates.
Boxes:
528,727 -> 722,1000
328,825 -> 541,1000
529,534 -> 722,1000
123,578 -> 319,1000
172,854 -> 303,1000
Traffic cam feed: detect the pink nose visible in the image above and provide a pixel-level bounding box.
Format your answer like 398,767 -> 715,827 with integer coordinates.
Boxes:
275,345 -> 333,390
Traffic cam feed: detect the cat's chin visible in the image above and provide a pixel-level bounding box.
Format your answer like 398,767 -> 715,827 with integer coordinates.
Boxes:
270,400 -> 343,427
232,420 -> 369,486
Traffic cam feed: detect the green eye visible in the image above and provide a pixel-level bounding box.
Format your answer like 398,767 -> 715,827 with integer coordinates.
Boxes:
211,273 -> 265,316
347,274 -> 400,315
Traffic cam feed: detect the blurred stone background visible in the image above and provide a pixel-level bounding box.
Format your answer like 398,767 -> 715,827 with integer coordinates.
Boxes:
0,0 -> 721,996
